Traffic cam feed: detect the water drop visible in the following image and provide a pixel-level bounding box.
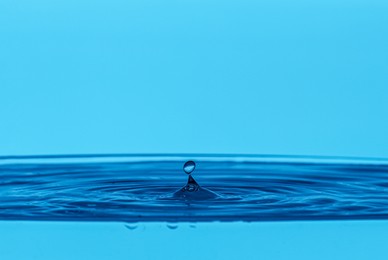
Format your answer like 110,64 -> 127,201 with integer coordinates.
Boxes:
183,160 -> 196,174
172,160 -> 219,200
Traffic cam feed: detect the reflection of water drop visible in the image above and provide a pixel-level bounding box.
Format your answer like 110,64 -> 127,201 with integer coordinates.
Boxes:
183,161 -> 196,174
167,223 -> 178,230
125,224 -> 138,230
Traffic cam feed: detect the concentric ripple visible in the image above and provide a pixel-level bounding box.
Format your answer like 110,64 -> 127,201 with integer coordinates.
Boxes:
1,154 -> 388,222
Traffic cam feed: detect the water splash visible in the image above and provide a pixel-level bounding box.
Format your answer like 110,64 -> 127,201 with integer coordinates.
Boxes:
173,161 -> 219,200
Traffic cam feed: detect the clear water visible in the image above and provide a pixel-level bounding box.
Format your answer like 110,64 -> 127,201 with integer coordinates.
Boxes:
2,155 -> 388,260
1,154 -> 388,222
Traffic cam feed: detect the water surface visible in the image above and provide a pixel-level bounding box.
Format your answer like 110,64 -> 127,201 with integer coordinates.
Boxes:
1,154 -> 388,222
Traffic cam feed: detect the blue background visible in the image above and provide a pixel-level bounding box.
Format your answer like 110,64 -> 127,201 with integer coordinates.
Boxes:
1,0 -> 388,157
1,221 -> 388,260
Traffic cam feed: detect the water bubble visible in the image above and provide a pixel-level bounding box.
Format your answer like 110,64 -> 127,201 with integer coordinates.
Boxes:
183,161 -> 196,174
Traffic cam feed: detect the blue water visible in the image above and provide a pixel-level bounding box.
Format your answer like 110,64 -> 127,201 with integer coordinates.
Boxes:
2,154 -> 388,260
2,154 -> 388,222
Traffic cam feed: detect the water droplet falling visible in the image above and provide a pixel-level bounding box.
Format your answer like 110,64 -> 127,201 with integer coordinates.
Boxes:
172,160 -> 219,200
183,161 -> 196,174
182,161 -> 200,192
